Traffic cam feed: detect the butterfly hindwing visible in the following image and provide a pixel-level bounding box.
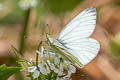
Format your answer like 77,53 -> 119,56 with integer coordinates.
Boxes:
63,38 -> 100,65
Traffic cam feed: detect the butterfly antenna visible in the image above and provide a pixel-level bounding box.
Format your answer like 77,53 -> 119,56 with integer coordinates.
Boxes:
24,36 -> 47,44
24,36 -> 40,41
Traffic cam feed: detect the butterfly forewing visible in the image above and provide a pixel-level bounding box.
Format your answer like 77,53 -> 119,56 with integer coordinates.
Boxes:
57,7 -> 96,41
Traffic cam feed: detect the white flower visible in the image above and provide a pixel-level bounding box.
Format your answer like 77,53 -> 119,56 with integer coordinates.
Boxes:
27,46 -> 76,79
28,66 -> 40,79
36,47 -> 48,62
63,71 -> 71,80
67,71 -> 72,77
49,63 -> 55,70
58,71 -> 63,76
54,56 -> 60,64
28,58 -> 33,65
41,46 -> 44,54
60,64 -> 76,79
59,63 -> 64,72
19,0 -> 37,10
48,52 -> 55,57
47,60 -> 50,64
38,64 -> 49,75
32,70 -> 40,79
36,46 -> 44,55
56,77 -> 61,80
69,65 -> 76,73
40,53 -> 48,62
54,69 -> 63,76
54,68 -> 59,73
36,50 -> 41,55
28,66 -> 37,72
29,58 -> 32,63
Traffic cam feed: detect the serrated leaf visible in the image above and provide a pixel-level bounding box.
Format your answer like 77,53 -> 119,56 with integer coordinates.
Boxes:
0,64 -> 20,80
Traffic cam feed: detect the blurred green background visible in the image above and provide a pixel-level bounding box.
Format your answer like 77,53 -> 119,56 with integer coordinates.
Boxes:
0,0 -> 120,80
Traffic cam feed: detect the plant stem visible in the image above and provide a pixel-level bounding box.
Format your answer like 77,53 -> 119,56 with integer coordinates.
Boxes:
36,42 -> 42,67
48,70 -> 54,80
16,9 -> 31,80
36,42 -> 42,80
19,9 -> 31,54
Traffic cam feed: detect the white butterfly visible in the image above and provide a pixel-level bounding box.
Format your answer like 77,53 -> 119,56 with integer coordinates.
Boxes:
47,7 -> 100,68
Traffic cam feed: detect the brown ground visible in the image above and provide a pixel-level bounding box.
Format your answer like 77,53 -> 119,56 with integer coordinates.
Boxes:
1,0 -> 120,80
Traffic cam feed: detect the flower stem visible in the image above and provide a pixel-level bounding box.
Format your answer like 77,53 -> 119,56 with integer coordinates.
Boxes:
36,42 -> 42,67
48,70 -> 54,80
19,9 -> 31,54
16,8 -> 31,80
36,42 -> 42,80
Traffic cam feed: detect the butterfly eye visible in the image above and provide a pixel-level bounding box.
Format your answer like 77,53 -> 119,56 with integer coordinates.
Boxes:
46,34 -> 54,44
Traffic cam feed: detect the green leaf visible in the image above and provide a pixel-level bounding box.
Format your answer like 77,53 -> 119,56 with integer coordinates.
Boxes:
11,45 -> 23,59
0,64 -> 20,80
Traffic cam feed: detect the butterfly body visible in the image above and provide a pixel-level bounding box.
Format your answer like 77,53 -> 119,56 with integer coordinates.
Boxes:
47,7 -> 100,68
47,34 -> 83,68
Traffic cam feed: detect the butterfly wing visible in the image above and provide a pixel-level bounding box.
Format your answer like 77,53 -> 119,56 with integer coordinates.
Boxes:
63,38 -> 100,65
56,7 -> 100,66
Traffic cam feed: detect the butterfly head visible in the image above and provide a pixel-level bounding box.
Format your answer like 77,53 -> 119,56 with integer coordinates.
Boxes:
46,33 -> 54,45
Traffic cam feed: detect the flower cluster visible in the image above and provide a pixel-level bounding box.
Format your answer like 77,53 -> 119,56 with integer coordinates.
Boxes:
28,46 -> 76,80
19,0 -> 37,10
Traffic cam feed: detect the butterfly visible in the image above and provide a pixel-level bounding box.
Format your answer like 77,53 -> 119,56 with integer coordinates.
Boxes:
46,7 -> 100,68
